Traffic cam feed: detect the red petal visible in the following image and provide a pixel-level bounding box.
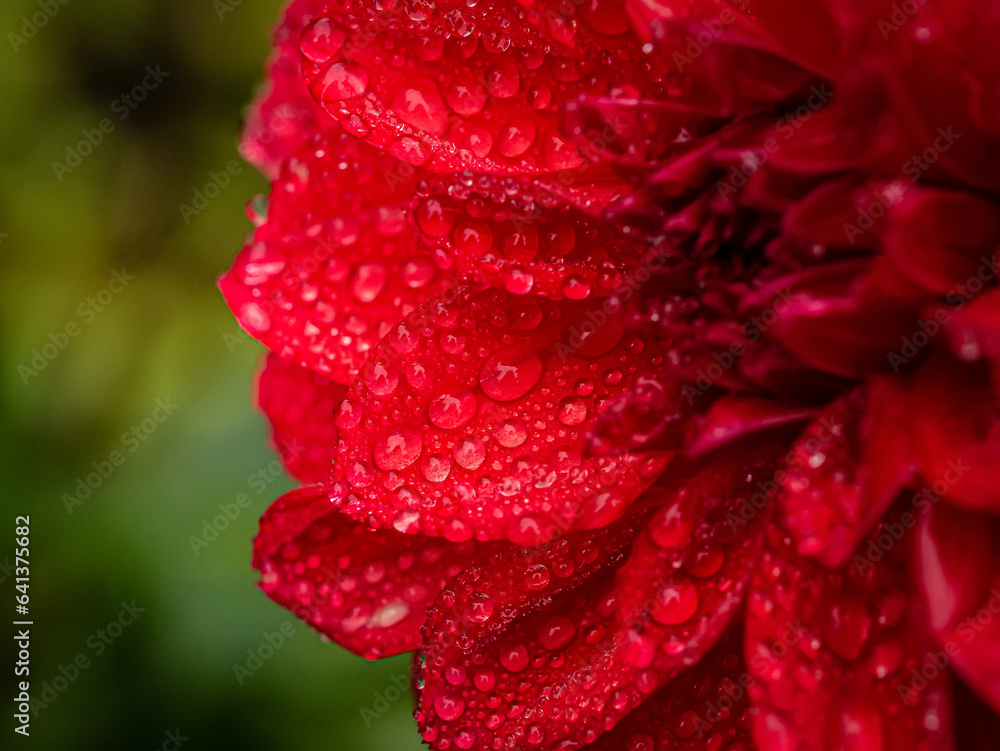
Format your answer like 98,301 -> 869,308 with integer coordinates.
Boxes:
747,512 -> 954,751
253,485 -> 494,659
916,501 -> 1000,714
330,287 -> 672,542
634,1 -> 815,117
219,132 -> 455,384
613,439 -> 785,670
685,396 -> 815,457
588,374 -> 702,456
882,189 -> 1000,296
255,352 -> 346,484
751,259 -> 925,378
580,629 -> 755,751
298,0 -> 666,174
563,96 -> 724,169
909,353 -> 1000,512
241,0 -> 339,178
416,500 -> 656,750
782,175 -> 885,249
778,382 -> 918,569
412,172 -> 648,299
416,442 -> 781,750
845,0 -> 1000,193
943,288 -> 1000,369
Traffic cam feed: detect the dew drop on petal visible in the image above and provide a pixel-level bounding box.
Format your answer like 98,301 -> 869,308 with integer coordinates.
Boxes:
480,349 -> 543,401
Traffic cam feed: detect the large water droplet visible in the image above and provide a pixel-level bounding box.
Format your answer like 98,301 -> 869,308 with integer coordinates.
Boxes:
318,61 -> 368,100
480,348 -> 543,401
429,390 -> 478,429
434,694 -> 466,722
499,643 -> 529,673
374,427 -> 423,470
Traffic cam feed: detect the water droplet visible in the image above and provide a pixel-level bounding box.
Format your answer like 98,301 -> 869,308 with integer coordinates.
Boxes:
651,578 -> 699,625
562,274 -> 591,300
498,117 -> 537,158
240,302 -> 271,333
538,615 -> 576,651
351,263 -> 388,302
503,267 -> 535,295
557,396 -> 588,426
336,398 -> 362,429
452,218 -> 494,255
824,596 -> 873,660
364,360 -> 399,395
524,564 -> 551,590
429,389 -> 478,429
445,76 -> 487,115
485,61 -> 520,98
401,257 -> 436,289
501,223 -> 538,262
416,197 -> 456,237
434,694 -> 466,722
318,61 -> 368,100
392,79 -> 449,135
445,665 -> 466,686
480,348 -> 543,401
495,419 -> 528,448
347,460 -> 373,486
453,436 -> 487,470
499,643 -> 529,673
300,18 -> 346,64
466,593 -> 494,623
649,499 -> 692,548
368,600 -> 409,628
527,84 -> 552,110
474,669 -> 495,691
374,427 -> 423,470
421,453 -> 452,483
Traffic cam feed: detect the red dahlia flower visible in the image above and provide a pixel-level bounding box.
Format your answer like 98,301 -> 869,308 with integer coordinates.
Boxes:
221,0 -> 1000,747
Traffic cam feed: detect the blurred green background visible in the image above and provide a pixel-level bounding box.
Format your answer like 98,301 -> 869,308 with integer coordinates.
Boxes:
0,1 -> 423,748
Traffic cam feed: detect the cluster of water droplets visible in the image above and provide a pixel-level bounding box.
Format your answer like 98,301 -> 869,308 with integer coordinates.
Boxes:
257,488 -> 487,660
296,0 -> 665,173
411,172 -> 643,299
746,513 -> 944,751
327,288 -> 671,542
224,133 -> 454,383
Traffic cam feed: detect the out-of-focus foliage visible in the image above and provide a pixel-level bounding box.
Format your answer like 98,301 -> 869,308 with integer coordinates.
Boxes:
0,1 -> 423,747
